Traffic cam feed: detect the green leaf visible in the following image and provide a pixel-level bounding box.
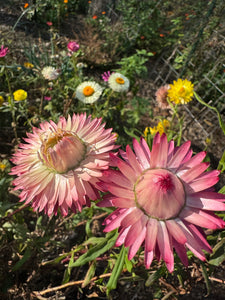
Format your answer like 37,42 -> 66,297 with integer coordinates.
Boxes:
12,248 -> 32,271
82,261 -> 96,288
71,231 -> 118,267
208,238 -> 225,266
145,265 -> 167,287
218,150 -> 225,173
107,246 -> 127,295
62,250 -> 75,284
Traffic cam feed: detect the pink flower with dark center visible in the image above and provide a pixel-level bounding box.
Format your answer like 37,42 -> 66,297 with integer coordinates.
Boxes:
101,71 -> 112,82
0,45 -> 9,57
11,114 -> 118,216
98,133 -> 225,272
67,41 -> 80,53
44,96 -> 52,101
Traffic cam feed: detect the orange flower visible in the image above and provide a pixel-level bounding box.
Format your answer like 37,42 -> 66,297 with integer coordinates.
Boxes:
159,33 -> 165,37
24,3 -> 29,8
102,11 -> 106,15
88,1 -> 92,3
92,15 -> 97,19
140,36 -> 145,40
64,0 -> 68,3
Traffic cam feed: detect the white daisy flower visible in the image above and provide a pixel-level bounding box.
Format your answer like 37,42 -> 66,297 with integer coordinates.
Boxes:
42,66 -> 59,80
108,72 -> 130,92
76,81 -> 103,104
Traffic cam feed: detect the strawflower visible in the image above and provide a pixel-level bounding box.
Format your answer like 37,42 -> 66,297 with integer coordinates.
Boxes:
0,45 -> 9,57
24,62 -> 34,69
108,72 -> 130,92
76,81 -> 103,104
101,71 -> 112,82
156,119 -> 170,135
98,133 -> 225,272
44,96 -> 52,101
0,95 -> 4,106
11,114 -> 118,216
24,3 -> 29,8
13,89 -> 27,101
67,41 -> 79,53
42,66 -> 59,80
168,79 -> 194,105
155,84 -> 170,109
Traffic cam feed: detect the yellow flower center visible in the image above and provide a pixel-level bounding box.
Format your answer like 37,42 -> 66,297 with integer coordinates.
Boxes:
116,77 -> 125,85
83,86 -> 95,97
40,130 -> 86,173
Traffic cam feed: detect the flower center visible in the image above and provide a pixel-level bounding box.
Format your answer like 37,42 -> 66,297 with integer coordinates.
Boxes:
116,77 -> 125,85
134,169 -> 185,220
83,86 -> 95,97
40,130 -> 86,173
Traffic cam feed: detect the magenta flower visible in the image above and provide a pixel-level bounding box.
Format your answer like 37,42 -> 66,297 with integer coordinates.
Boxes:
101,71 -> 112,82
98,133 -> 225,272
67,41 -> 80,53
0,45 -> 9,57
11,114 -> 117,216
44,96 -> 52,101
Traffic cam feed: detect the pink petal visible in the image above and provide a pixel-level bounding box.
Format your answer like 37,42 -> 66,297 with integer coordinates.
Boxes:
145,218 -> 158,252
133,138 -> 150,169
124,215 -> 148,247
121,208 -> 143,228
128,226 -> 146,259
179,162 -> 210,183
187,194 -> 225,211
150,133 -> 168,168
126,144 -> 143,174
168,141 -> 191,169
166,219 -> 187,244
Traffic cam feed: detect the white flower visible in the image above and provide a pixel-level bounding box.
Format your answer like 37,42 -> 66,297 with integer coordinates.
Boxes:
108,72 -> 130,92
42,66 -> 59,80
76,81 -> 103,104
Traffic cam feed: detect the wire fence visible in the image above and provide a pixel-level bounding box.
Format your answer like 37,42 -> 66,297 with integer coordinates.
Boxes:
149,34 -> 225,148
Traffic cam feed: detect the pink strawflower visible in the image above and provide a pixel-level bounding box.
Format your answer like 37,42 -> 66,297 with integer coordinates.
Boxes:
46,21 -> 53,26
67,41 -> 80,53
98,133 -> 225,272
11,114 -> 118,216
101,71 -> 112,82
155,84 -> 170,109
0,45 -> 9,57
44,96 -> 52,101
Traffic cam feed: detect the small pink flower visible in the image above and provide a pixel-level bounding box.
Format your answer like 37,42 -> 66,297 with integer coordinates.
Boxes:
46,21 -> 53,26
101,71 -> 112,82
0,45 -> 9,57
11,114 -> 118,216
98,133 -> 225,272
44,96 -> 52,101
155,84 -> 170,109
67,41 -> 80,53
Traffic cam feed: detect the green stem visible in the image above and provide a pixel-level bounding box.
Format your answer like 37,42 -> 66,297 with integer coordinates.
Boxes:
194,92 -> 225,135
5,69 -> 18,141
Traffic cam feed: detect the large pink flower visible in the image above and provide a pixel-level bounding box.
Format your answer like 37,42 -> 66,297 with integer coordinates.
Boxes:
98,133 -> 225,272
11,114 -> 117,216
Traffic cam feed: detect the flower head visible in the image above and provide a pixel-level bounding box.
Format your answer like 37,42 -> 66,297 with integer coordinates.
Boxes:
42,66 -> 59,80
67,41 -> 80,53
76,81 -> 103,104
155,85 -> 170,109
101,71 -> 112,82
98,133 -> 225,272
0,95 -> 4,106
11,114 -> 117,216
108,72 -> 130,92
24,62 -> 34,69
168,79 -> 194,105
0,45 -> 9,57
13,89 -> 27,101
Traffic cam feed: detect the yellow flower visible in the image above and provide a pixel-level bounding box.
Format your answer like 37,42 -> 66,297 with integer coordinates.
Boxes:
156,119 -> 170,135
0,95 -> 4,106
167,78 -> 194,105
13,89 -> 27,101
0,163 -> 6,171
64,0 -> 68,3
24,62 -> 34,68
